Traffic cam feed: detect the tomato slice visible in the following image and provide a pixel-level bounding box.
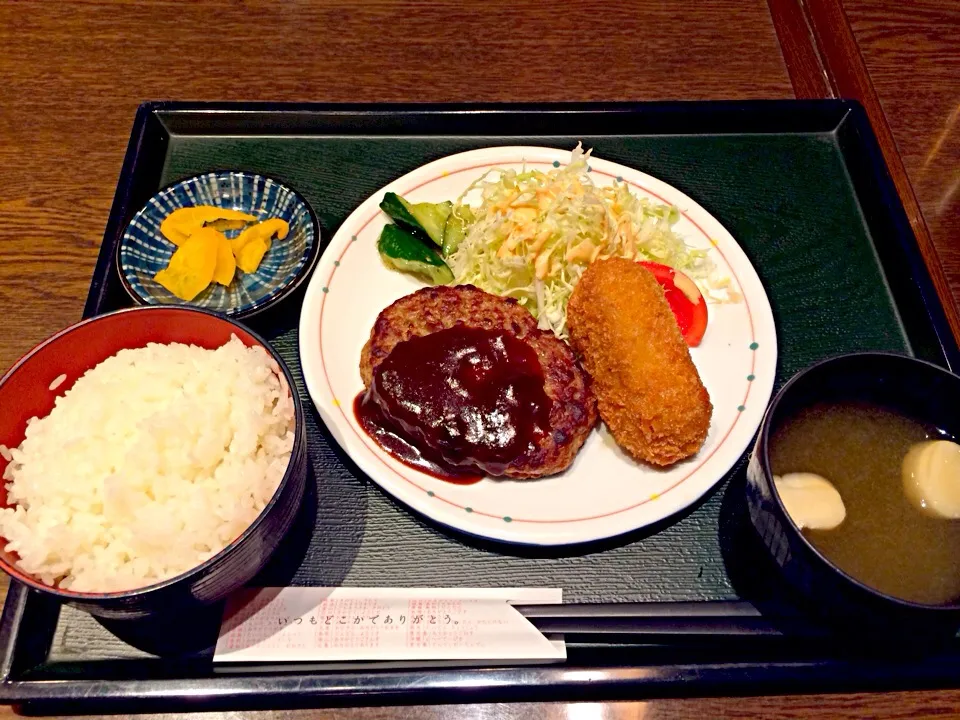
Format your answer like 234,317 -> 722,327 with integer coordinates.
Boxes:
638,261 -> 708,346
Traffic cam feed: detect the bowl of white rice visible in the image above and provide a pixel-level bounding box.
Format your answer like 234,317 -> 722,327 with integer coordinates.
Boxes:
0,306 -> 307,619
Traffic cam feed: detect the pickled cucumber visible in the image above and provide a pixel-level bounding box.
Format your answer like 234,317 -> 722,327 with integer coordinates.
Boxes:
380,193 -> 452,247
377,224 -> 453,285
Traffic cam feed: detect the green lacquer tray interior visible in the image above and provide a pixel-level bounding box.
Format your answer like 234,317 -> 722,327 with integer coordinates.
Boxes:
2,102 -> 959,712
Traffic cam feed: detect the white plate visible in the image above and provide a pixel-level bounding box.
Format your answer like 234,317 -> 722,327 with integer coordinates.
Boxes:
299,146 -> 777,546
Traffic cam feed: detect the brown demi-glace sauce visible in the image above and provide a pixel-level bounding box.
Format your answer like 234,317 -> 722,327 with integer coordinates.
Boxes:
354,326 -> 551,483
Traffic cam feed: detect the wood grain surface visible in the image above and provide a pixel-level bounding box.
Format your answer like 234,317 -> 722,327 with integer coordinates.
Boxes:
767,0 -> 833,98
0,0 -> 791,372
1,0 -> 959,717
796,0 -> 960,345
844,0 -> 960,314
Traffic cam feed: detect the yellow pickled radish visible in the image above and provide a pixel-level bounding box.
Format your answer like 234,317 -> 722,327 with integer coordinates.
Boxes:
236,237 -> 271,274
211,233 -> 237,286
230,218 -> 289,259
159,206 -> 258,247
153,228 -> 219,301
206,215 -> 258,232
158,219 -> 192,246
257,218 -> 290,240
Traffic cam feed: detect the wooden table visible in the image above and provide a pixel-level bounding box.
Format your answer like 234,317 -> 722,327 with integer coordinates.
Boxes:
0,0 -> 957,717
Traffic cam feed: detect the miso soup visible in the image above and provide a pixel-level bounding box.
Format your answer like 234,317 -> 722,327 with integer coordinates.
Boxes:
770,401 -> 960,605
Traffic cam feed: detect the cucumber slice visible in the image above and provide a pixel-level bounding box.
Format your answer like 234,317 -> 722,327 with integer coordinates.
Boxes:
441,205 -> 475,256
377,224 -> 454,285
380,193 -> 452,247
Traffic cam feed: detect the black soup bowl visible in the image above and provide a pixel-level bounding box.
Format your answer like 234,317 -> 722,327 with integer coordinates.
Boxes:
746,352 -> 960,639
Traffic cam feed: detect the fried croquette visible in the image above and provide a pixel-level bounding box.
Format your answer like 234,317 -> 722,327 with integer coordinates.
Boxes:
360,285 -> 598,478
566,258 -> 712,466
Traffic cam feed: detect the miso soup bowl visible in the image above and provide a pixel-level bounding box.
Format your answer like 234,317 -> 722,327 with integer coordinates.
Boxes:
0,306 -> 308,620
746,352 -> 960,639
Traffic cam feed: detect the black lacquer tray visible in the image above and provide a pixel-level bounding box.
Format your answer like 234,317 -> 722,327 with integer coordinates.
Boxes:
3,101 -> 959,713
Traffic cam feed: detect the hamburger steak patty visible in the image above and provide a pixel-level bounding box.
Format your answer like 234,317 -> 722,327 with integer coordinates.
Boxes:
360,285 -> 598,478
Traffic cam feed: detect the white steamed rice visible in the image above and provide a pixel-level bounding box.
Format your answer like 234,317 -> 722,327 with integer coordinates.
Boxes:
0,335 -> 295,593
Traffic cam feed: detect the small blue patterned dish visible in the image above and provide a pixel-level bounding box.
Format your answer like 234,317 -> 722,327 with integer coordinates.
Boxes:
118,172 -> 320,319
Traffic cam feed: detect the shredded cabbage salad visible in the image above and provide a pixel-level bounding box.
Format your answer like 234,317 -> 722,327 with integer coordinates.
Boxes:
446,144 -> 737,339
